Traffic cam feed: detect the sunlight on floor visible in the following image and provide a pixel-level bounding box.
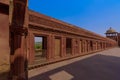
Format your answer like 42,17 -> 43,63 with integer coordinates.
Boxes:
49,70 -> 74,80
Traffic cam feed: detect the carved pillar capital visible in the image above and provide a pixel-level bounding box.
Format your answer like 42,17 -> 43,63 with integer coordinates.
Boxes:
10,26 -> 28,36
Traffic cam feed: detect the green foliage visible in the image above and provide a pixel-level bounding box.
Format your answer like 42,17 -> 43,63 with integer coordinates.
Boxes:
35,42 -> 42,49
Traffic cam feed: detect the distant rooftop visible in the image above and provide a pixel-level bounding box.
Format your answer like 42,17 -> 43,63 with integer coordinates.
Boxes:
106,27 -> 117,34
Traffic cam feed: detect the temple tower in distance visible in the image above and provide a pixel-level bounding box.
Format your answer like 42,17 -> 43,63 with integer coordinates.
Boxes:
105,27 -> 119,46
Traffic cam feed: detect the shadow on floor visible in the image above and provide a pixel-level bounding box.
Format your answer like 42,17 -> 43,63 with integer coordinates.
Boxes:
29,54 -> 120,80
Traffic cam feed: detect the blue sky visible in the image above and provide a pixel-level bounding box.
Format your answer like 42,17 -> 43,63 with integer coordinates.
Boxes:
29,0 -> 120,36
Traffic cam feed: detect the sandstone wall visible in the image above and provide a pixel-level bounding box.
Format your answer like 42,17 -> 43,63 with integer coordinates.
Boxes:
0,11 -> 9,80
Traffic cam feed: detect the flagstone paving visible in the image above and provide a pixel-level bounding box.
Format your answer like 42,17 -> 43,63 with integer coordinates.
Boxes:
29,47 -> 120,80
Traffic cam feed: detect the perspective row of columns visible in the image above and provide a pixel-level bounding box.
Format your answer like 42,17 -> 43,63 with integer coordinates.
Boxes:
29,34 -> 116,63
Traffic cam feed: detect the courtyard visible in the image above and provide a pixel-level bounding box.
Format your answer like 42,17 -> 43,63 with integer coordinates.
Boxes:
29,47 -> 120,80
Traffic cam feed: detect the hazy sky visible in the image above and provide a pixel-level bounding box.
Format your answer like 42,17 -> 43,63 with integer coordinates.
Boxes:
29,0 -> 120,36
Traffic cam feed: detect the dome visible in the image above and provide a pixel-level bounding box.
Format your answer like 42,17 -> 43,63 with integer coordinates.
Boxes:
106,27 -> 117,33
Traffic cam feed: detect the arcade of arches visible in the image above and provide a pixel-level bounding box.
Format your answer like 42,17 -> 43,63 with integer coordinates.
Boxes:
0,0 -> 119,80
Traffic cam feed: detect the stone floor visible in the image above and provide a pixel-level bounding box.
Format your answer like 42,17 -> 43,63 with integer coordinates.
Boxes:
29,47 -> 120,80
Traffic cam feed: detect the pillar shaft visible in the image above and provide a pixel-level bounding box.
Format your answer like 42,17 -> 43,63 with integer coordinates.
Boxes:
10,0 -> 28,80
72,38 -> 75,55
61,37 -> 66,57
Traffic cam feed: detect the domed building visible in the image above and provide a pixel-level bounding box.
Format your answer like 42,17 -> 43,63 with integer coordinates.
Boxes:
106,27 -> 117,34
105,27 -> 120,46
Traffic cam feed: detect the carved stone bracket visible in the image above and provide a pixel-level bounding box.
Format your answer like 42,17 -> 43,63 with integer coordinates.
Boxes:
10,26 -> 28,36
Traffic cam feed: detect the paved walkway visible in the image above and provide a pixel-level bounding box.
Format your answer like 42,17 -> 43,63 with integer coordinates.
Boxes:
29,47 -> 120,80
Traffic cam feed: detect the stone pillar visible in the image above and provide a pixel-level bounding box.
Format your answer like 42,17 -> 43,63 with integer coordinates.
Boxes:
97,42 -> 99,50
104,42 -> 106,49
77,39 -> 80,54
74,38 -> 77,55
101,42 -> 102,50
90,41 -> 93,52
61,37 -> 66,57
10,0 -> 28,80
82,40 -> 85,53
99,42 -> 101,50
105,42 -> 107,49
97,42 -> 98,50
93,41 -> 96,51
86,40 -> 89,53
46,35 -> 52,60
106,43 -> 108,48
10,33 -> 28,80
72,38 -> 75,55
93,41 -> 95,51
102,42 -> 104,50
98,42 -> 100,50
92,41 -> 94,51
100,42 -> 102,50
83,40 -> 85,53
86,40 -> 88,53
80,40 -> 83,53
84,40 -> 86,53
96,41 -> 97,51
50,35 -> 55,59
87,40 -> 90,52
93,41 -> 94,51
79,40 -> 82,54
95,41 -> 97,51
75,39 -> 80,54
28,33 -> 35,64
103,42 -> 105,49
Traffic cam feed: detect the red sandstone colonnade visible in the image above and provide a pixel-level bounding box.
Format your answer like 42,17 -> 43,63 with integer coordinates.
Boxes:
0,0 -> 117,80
28,23 -> 117,67
9,0 -> 117,79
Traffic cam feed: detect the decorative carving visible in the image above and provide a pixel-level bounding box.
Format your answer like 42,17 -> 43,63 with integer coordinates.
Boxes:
12,0 -> 27,26
10,27 -> 28,36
